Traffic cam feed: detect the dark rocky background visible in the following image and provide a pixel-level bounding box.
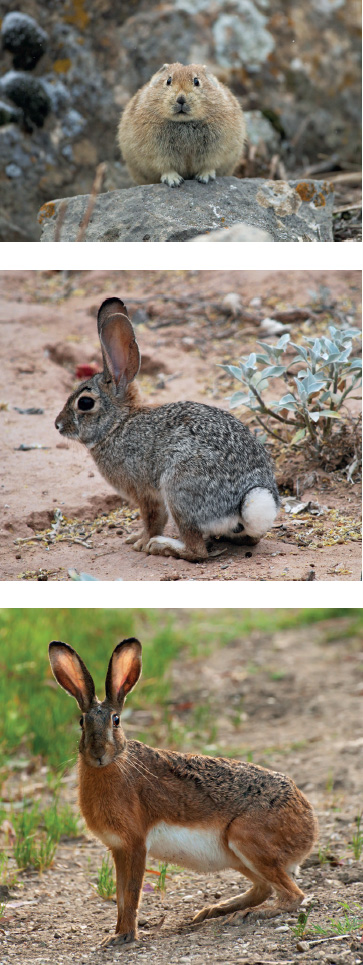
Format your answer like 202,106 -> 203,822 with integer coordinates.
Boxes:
0,0 -> 361,241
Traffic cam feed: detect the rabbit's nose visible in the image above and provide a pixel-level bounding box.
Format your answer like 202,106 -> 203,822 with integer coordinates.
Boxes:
176,94 -> 186,105
55,417 -> 62,430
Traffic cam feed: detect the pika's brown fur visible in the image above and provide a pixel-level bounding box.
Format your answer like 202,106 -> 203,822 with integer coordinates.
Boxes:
117,63 -> 246,187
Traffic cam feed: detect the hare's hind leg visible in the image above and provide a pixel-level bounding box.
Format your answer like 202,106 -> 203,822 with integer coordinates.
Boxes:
193,879 -> 272,924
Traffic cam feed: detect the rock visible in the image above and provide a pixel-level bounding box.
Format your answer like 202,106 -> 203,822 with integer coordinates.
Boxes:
0,98 -> 22,126
0,71 -> 51,128
191,222 -> 273,242
1,11 -> 48,70
39,177 -> 334,242
212,1 -> 275,69
244,111 -> 280,152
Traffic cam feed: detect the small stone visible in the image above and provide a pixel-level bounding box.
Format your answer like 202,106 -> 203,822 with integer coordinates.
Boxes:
1,12 -> 48,70
6,163 -> 22,178
296,940 -> 309,951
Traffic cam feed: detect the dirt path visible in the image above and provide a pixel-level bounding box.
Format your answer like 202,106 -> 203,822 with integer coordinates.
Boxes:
1,618 -> 363,963
0,270 -> 361,581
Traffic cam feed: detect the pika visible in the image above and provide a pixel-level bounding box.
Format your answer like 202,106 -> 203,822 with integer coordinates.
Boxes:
117,63 -> 246,187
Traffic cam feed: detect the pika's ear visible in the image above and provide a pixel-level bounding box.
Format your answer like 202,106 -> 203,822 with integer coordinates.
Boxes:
203,68 -> 220,88
105,638 -> 142,708
150,64 -> 170,85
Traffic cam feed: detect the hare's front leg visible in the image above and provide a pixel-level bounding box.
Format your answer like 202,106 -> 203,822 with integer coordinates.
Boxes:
102,845 -> 146,947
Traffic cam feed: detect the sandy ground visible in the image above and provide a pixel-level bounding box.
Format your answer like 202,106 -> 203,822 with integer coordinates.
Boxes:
1,617 -> 363,964
0,269 -> 361,581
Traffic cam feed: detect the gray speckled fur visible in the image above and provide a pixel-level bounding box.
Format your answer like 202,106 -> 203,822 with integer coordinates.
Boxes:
56,298 -> 280,556
92,396 -> 279,527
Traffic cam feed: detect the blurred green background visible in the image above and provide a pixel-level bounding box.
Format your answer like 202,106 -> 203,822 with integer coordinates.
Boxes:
1,608 -> 362,772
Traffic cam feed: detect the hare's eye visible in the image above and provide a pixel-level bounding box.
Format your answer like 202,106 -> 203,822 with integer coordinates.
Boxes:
166,76 -> 172,85
112,714 -> 120,727
78,396 -> 94,411
193,77 -> 200,86
79,716 -> 84,728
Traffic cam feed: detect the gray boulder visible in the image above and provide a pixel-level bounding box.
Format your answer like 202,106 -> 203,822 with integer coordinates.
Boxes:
39,177 -> 334,242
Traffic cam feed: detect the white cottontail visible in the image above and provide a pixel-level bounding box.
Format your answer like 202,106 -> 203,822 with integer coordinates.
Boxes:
55,297 -> 279,561
49,638 -> 317,947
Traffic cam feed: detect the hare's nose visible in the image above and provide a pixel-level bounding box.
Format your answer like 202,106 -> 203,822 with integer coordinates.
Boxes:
176,94 -> 186,105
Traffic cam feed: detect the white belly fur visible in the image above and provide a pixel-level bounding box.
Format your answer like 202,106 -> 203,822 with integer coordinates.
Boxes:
146,822 -> 229,872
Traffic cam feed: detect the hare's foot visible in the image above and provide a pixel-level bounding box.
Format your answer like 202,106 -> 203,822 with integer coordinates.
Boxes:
161,171 -> 184,187
100,930 -> 136,948
195,169 -> 216,184
146,534 -> 208,561
193,883 -> 272,924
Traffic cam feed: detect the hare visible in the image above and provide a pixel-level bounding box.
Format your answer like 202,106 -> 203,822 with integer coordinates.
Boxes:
49,638 -> 318,947
55,297 -> 279,562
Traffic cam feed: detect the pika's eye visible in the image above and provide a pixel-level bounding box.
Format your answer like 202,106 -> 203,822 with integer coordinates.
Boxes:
166,76 -> 172,85
79,716 -> 84,728
78,396 -> 95,411
112,714 -> 120,727
193,77 -> 200,86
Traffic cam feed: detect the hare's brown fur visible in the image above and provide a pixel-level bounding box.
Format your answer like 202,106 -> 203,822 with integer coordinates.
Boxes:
118,63 -> 246,186
49,639 -> 317,948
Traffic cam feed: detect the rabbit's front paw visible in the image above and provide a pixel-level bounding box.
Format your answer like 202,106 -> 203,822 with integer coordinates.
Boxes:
125,531 -> 144,545
132,538 -> 150,552
146,536 -> 186,557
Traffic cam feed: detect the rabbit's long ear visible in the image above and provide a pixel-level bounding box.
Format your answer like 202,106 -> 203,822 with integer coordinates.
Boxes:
49,642 -> 95,712
97,297 -> 140,394
105,638 -> 142,708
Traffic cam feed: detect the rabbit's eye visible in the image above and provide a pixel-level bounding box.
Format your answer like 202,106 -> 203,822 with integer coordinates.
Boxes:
78,396 -> 95,411
166,76 -> 172,85
79,716 -> 84,727
112,714 -> 120,727
193,77 -> 200,86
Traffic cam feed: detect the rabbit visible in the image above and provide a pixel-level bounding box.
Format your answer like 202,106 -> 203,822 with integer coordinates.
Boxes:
55,297 -> 280,561
49,638 -> 318,948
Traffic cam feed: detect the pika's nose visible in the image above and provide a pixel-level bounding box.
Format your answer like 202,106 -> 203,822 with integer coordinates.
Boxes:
176,94 -> 186,105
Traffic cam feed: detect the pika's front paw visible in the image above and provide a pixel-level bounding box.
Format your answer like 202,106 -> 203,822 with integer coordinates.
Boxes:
161,171 -> 184,187
195,169 -> 216,184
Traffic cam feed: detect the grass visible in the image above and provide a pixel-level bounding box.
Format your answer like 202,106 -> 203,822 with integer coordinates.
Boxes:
0,608 -> 362,772
154,862 -> 168,894
96,854 -> 116,899
10,799 -> 81,873
291,906 -> 314,939
311,901 -> 363,936
351,813 -> 363,860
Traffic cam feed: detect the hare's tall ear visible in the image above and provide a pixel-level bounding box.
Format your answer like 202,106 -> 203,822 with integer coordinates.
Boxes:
97,298 -> 140,395
105,638 -> 142,709
49,642 -> 95,712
